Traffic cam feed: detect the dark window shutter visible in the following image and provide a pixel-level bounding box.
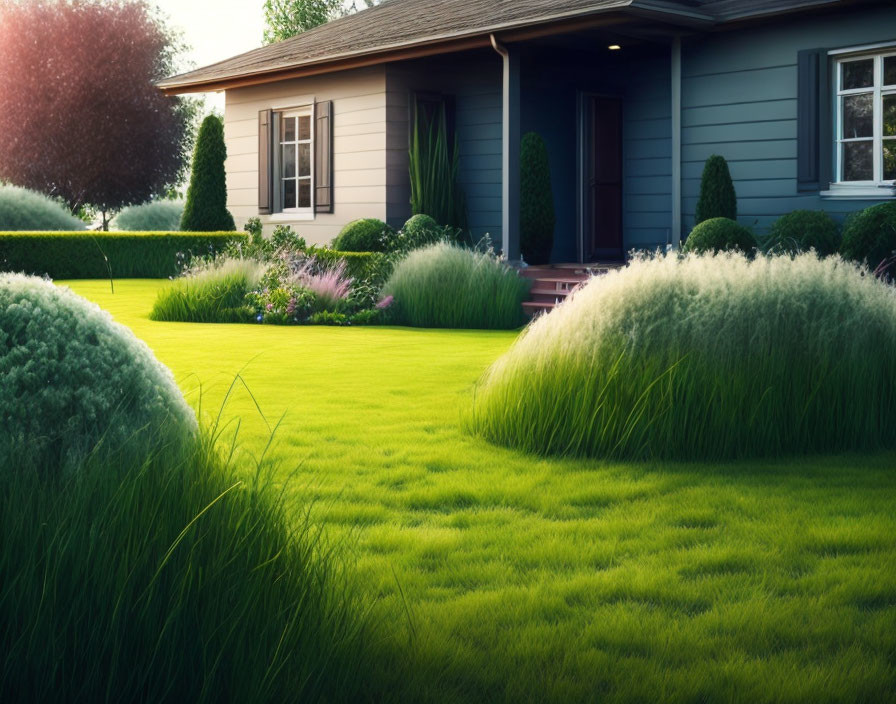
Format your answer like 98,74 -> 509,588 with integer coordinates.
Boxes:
797,49 -> 833,192
315,100 -> 333,214
258,109 -> 273,214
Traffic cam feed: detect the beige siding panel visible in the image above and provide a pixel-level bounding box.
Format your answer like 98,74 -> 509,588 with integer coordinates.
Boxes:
224,65 -> 388,239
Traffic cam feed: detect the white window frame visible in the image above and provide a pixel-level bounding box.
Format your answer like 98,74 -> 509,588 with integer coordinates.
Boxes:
278,105 -> 315,215
834,51 -> 896,187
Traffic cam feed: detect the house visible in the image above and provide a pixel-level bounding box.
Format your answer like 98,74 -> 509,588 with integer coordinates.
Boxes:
159,0 -> 896,263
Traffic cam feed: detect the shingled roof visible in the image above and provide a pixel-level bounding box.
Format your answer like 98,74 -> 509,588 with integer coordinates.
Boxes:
158,0 -> 849,94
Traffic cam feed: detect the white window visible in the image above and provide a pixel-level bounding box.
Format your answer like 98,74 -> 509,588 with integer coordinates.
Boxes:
279,108 -> 313,212
835,52 -> 896,184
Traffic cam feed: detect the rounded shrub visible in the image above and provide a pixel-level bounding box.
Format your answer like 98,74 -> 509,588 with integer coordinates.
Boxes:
840,201 -> 896,269
468,253 -> 896,460
766,209 -> 839,256
0,183 -> 85,231
682,217 -> 757,255
383,242 -> 531,329
332,218 -> 394,252
113,200 -> 184,231
403,213 -> 439,238
0,274 -> 196,471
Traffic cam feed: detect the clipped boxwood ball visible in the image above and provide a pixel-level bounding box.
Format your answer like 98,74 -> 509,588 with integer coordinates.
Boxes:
840,201 -> 896,269
0,275 -> 197,471
468,253 -> 896,461
766,210 -> 839,256
332,218 -> 395,252
682,217 -> 757,255
403,214 -> 439,237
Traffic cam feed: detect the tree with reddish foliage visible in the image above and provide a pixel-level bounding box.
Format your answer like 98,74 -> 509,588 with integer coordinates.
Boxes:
0,0 -> 197,228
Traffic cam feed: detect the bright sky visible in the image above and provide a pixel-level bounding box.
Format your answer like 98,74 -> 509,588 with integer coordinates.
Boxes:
152,0 -> 268,113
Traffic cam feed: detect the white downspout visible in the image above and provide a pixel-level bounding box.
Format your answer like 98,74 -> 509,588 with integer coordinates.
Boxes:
671,35 -> 682,248
491,33 -> 512,259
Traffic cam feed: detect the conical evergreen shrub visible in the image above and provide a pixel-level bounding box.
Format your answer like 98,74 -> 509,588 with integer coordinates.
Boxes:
695,154 -> 736,225
520,132 -> 555,264
180,115 -> 235,232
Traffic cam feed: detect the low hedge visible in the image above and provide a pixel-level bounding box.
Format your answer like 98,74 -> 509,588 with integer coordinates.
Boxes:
0,231 -> 246,279
310,248 -> 387,283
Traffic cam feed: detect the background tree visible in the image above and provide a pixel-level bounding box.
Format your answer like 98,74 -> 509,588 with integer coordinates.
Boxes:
263,0 -> 380,43
0,0 -> 197,228
180,115 -> 235,232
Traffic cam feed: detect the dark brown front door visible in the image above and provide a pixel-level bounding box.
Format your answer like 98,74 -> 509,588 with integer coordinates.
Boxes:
585,96 -> 623,260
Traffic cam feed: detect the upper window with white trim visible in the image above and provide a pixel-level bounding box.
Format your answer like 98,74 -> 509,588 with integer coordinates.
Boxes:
279,108 -> 313,212
836,52 -> 896,184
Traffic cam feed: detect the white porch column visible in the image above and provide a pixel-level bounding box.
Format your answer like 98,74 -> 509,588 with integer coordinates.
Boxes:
671,35 -> 682,248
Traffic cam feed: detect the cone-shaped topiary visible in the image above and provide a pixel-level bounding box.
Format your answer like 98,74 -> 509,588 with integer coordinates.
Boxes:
695,154 -> 737,225
468,252 -> 896,460
520,132 -> 555,264
0,274 -> 196,472
682,217 -> 757,255
180,115 -> 235,232
765,209 -> 840,256
840,201 -> 896,269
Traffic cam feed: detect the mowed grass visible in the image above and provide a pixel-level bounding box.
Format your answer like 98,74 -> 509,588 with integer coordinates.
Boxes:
63,279 -> 896,703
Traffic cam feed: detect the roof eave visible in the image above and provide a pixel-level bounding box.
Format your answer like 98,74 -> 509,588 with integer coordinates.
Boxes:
158,2 -> 719,95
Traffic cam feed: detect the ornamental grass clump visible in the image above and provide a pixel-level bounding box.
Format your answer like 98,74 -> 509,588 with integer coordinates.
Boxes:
150,257 -> 264,323
383,242 -> 530,329
0,274 -> 195,471
468,252 -> 896,460
0,425 -> 382,703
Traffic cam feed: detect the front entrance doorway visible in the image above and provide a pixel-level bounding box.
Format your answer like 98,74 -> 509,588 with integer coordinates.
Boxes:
580,94 -> 623,261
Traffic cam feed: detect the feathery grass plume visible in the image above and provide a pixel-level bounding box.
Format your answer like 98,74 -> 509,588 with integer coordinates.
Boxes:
288,256 -> 353,311
468,252 -> 896,460
0,183 -> 85,231
0,420 -> 383,702
383,242 -> 530,329
113,200 -> 184,231
150,256 -> 264,323
0,274 -> 195,472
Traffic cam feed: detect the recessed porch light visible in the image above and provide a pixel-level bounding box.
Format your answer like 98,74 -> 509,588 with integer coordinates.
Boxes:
608,44 -> 621,50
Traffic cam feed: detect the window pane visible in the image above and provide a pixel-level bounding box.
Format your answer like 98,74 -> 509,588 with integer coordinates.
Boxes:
298,180 -> 311,208
842,140 -> 873,181
298,144 -> 311,177
282,144 -> 296,178
283,179 -> 296,209
885,56 -> 896,86
884,94 -> 896,137
842,59 -> 873,90
884,140 -> 896,181
298,115 -> 311,141
283,116 -> 296,142
842,93 -> 873,138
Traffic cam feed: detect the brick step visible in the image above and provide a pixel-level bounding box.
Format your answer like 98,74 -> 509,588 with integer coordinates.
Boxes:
522,301 -> 556,316
529,287 -> 574,304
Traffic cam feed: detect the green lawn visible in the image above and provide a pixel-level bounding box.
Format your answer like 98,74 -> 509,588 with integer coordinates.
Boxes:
66,279 -> 896,703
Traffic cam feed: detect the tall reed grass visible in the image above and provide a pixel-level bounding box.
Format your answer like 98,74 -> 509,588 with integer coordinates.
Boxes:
468,252 -> 896,460
150,257 -> 264,323
0,424 -> 381,703
383,242 -> 530,329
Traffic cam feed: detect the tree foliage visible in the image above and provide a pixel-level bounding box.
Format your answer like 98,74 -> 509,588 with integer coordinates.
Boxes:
180,115 -> 235,232
0,0 -> 198,224
263,0 -> 380,43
